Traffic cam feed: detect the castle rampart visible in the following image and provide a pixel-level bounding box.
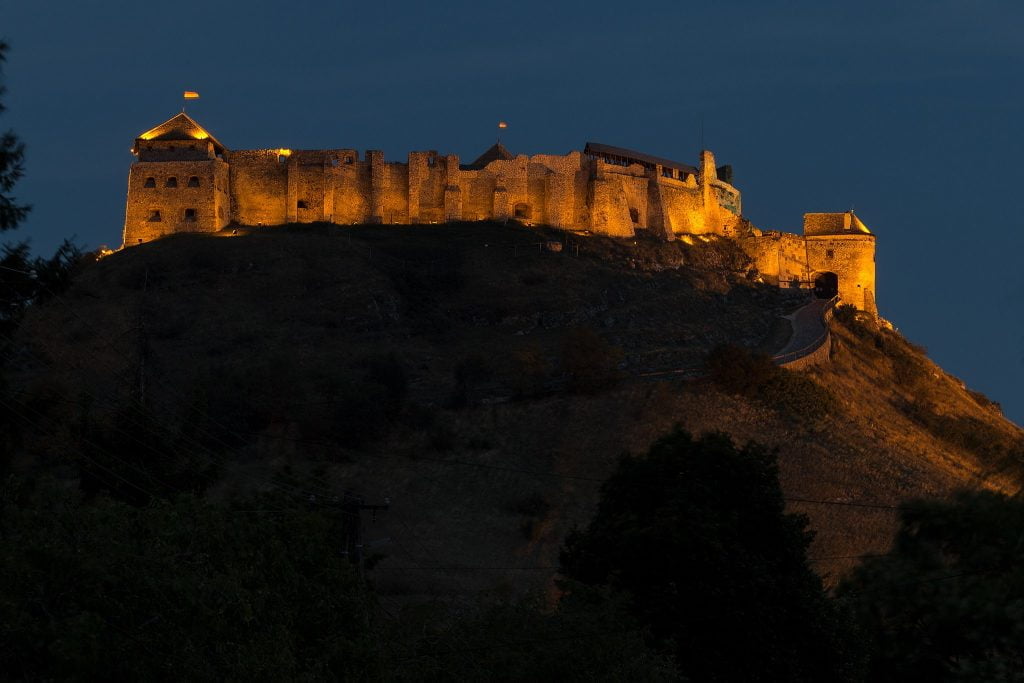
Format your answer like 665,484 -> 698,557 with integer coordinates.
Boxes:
123,113 -> 878,313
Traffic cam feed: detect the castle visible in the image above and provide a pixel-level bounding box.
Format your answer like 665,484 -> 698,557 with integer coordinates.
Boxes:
123,113 -> 877,314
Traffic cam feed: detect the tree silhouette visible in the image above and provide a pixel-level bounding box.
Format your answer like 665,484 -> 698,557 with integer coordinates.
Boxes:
0,41 -> 30,232
838,491 -> 1024,682
560,429 -> 861,682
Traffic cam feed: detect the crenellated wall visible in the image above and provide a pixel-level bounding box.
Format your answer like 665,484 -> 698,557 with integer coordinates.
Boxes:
123,113 -> 877,314
124,113 -> 742,245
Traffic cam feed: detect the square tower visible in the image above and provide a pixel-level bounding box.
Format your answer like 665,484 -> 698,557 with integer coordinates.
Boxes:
124,113 -> 231,245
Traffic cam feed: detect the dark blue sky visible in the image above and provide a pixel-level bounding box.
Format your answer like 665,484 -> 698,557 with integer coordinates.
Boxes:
4,1 -> 1023,423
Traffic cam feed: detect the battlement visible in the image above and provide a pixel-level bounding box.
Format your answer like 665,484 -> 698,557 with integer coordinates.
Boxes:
123,113 -> 744,245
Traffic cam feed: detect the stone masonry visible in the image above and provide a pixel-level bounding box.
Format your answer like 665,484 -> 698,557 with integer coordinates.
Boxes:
123,113 -> 878,313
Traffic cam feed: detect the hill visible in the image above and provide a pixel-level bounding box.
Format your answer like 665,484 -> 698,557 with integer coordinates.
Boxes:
4,221 -> 1021,598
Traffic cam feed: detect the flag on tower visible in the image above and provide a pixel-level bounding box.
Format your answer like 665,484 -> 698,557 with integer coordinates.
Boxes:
183,91 -> 200,100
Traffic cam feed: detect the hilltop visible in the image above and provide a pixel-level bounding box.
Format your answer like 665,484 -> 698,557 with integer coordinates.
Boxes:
5,222 -> 1021,598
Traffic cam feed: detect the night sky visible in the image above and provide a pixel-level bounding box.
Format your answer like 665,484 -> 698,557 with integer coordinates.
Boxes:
4,1 -> 1022,423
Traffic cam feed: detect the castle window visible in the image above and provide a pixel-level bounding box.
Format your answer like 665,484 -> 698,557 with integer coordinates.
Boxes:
278,155 -> 288,164
662,167 -> 674,178
165,177 -> 178,188
427,155 -> 437,168
514,203 -> 531,220
345,155 -> 354,164
148,210 -> 162,222
184,208 -> 197,222
297,200 -> 308,209
629,207 -> 640,224
826,249 -> 835,259
143,177 -> 156,188
187,176 -> 200,187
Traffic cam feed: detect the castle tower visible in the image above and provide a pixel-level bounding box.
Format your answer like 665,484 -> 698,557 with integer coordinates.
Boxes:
803,211 -> 877,314
124,113 -> 231,246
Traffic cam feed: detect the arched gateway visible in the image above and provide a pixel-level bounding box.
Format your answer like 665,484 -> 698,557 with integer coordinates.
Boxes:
813,272 -> 839,299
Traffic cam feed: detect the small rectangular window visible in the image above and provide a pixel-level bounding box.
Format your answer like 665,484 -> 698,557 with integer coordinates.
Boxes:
143,177 -> 156,188
297,200 -> 308,209
184,208 -> 197,221
148,210 -> 162,222
187,176 -> 200,187
826,249 -> 835,259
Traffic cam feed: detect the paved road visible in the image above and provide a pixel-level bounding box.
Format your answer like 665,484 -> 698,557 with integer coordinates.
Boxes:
774,298 -> 832,359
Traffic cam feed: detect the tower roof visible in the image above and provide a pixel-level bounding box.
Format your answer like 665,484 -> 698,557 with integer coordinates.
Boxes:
584,141 -> 698,175
133,112 -> 227,155
803,210 -> 872,237
465,142 -> 514,169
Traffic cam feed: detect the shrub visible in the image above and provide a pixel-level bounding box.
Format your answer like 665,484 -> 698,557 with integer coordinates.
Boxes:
705,344 -> 777,395
561,328 -> 623,393
361,352 -> 408,417
505,343 -> 549,397
449,353 -> 493,408
706,344 -> 834,423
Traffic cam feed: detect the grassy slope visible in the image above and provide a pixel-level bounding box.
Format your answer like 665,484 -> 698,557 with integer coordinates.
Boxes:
8,223 -> 1021,597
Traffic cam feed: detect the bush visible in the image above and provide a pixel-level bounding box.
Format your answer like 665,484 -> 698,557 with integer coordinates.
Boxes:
361,352 -> 408,417
0,482 -> 380,680
706,344 -> 835,423
504,343 -> 549,398
705,344 -> 777,395
75,400 -> 222,505
449,353 -> 493,408
902,400 -> 1024,475
838,491 -> 1024,681
561,328 -> 623,393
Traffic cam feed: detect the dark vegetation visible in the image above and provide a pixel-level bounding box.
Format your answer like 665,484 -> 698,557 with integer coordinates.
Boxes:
706,343 -> 836,423
833,304 -> 1024,479
4,45 -> 1024,680
561,430 -> 862,681
838,491 -> 1024,681
9,422 -> 1024,680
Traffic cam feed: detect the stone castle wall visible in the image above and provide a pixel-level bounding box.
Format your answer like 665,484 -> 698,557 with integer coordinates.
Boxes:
122,114 -> 878,314
741,231 -> 809,288
124,158 -> 229,245
805,234 -> 877,314
125,130 -> 743,246
740,225 -> 877,315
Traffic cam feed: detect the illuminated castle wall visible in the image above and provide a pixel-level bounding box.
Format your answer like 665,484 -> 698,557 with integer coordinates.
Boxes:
124,113 -> 743,244
123,113 -> 877,313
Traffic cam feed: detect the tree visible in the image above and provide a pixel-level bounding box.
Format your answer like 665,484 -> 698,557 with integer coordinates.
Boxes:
382,591 -> 677,681
838,491 -> 1024,682
0,41 -> 30,232
0,480 -> 382,679
560,429 -> 860,682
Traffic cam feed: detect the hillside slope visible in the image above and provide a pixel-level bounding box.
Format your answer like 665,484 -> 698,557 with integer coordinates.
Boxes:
5,222 -> 1021,597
